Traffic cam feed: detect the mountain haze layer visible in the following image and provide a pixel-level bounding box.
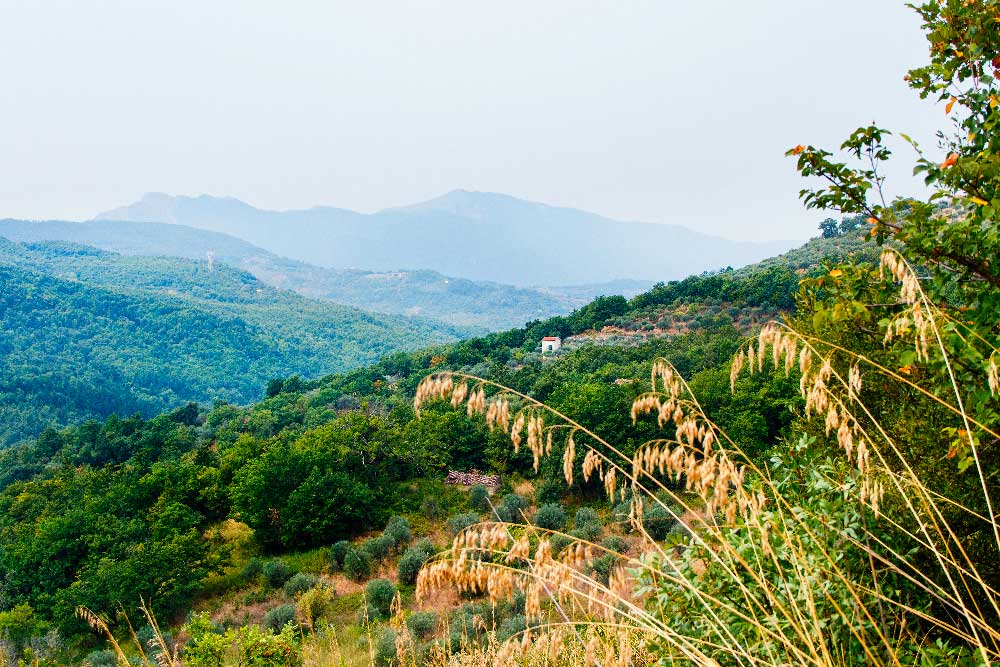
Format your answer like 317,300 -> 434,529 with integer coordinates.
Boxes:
0,218 -> 651,330
95,191 -> 795,286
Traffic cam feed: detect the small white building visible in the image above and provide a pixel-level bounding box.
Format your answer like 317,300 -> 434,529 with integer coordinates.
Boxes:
541,336 -> 562,353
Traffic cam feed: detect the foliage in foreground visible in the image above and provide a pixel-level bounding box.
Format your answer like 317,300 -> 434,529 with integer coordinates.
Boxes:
405,3 -> 1000,666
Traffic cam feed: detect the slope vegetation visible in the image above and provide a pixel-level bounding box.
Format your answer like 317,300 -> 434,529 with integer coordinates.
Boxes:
0,238 -> 460,447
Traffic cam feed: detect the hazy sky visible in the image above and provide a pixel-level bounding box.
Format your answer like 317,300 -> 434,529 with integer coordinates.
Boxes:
1,1 -> 943,241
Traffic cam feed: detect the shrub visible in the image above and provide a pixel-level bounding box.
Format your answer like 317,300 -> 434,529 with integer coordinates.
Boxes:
282,572 -> 318,597
406,611 -> 437,640
533,503 -> 567,531
447,512 -> 480,536
601,536 -> 629,554
343,548 -> 373,582
363,534 -> 395,562
383,516 -> 412,548
497,614 -> 527,641
550,533 -> 572,557
591,553 -> 615,585
508,590 -> 526,616
329,540 -> 351,571
374,628 -> 397,667
240,557 -> 263,581
83,649 -> 117,667
611,501 -> 632,526
238,625 -> 300,667
642,503 -> 675,541
574,507 -> 599,529
366,578 -> 397,616
356,603 -> 379,627
398,538 -> 436,585
494,494 -> 527,522
262,604 -> 297,632
262,558 -> 292,588
535,480 -> 562,505
574,521 -> 601,542
420,497 -> 443,519
468,485 -> 489,511
296,583 -> 335,628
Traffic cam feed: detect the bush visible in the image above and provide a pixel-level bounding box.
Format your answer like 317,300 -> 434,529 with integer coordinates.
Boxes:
494,494 -> 527,522
383,516 -> 412,548
550,533 -> 572,557
642,503 -> 676,541
508,590 -> 526,616
263,604 -> 297,632
601,536 -> 629,554
343,548 -> 373,582
240,557 -> 263,581
535,481 -> 562,505
533,503 -> 567,531
238,625 -> 301,666
374,628 -> 397,667
591,553 -> 615,585
262,558 -> 292,588
420,497 -> 443,519
296,583 -> 335,628
612,501 -> 632,526
363,534 -> 395,562
83,649 -> 117,667
398,538 -> 436,585
497,614 -> 527,641
357,603 -> 379,627
574,521 -> 602,542
447,512 -> 480,535
329,540 -> 351,571
406,611 -> 437,640
366,578 -> 397,616
469,485 -> 489,511
283,572 -> 318,597
574,507 -> 599,529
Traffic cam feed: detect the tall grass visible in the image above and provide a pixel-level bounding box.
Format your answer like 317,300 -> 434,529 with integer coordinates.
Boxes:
410,249 -> 999,667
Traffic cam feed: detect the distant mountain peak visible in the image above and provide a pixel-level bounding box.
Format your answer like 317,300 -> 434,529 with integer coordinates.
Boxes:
91,190 -> 798,285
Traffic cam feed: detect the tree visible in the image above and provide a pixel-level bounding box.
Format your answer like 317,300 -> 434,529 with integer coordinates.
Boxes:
818,217 -> 839,238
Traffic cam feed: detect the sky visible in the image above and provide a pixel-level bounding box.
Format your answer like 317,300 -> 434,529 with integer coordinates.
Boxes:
0,1 -> 943,241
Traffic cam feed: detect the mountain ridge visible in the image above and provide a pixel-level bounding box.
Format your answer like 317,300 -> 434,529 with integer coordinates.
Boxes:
0,218 -> 652,331
94,191 -> 797,285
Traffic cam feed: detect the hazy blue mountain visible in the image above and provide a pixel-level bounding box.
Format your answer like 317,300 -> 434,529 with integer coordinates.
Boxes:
0,218 -> 647,331
95,190 -> 795,286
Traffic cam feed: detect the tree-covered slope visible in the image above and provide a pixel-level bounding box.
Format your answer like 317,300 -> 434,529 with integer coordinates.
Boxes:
0,221 -> 872,662
0,218 -> 652,331
0,239 -> 461,447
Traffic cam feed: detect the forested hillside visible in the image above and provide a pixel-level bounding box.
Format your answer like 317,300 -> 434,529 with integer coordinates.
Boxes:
0,239 -> 461,447
0,227 -> 866,665
0,218 -> 652,331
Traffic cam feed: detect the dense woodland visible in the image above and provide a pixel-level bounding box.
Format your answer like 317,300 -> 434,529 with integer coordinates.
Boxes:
0,230 -> 869,664
0,238 -> 461,448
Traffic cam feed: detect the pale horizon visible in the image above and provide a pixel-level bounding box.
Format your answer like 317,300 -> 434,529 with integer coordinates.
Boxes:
1,1 -> 941,241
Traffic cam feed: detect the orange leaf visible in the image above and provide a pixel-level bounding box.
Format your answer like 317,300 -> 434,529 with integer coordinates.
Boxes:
946,97 -> 956,113
791,145 -> 806,155
941,153 -> 959,169
829,269 -> 843,278
866,216 -> 878,226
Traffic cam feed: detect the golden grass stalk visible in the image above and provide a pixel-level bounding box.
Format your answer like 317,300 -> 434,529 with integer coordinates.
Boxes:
412,248 -> 1000,666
